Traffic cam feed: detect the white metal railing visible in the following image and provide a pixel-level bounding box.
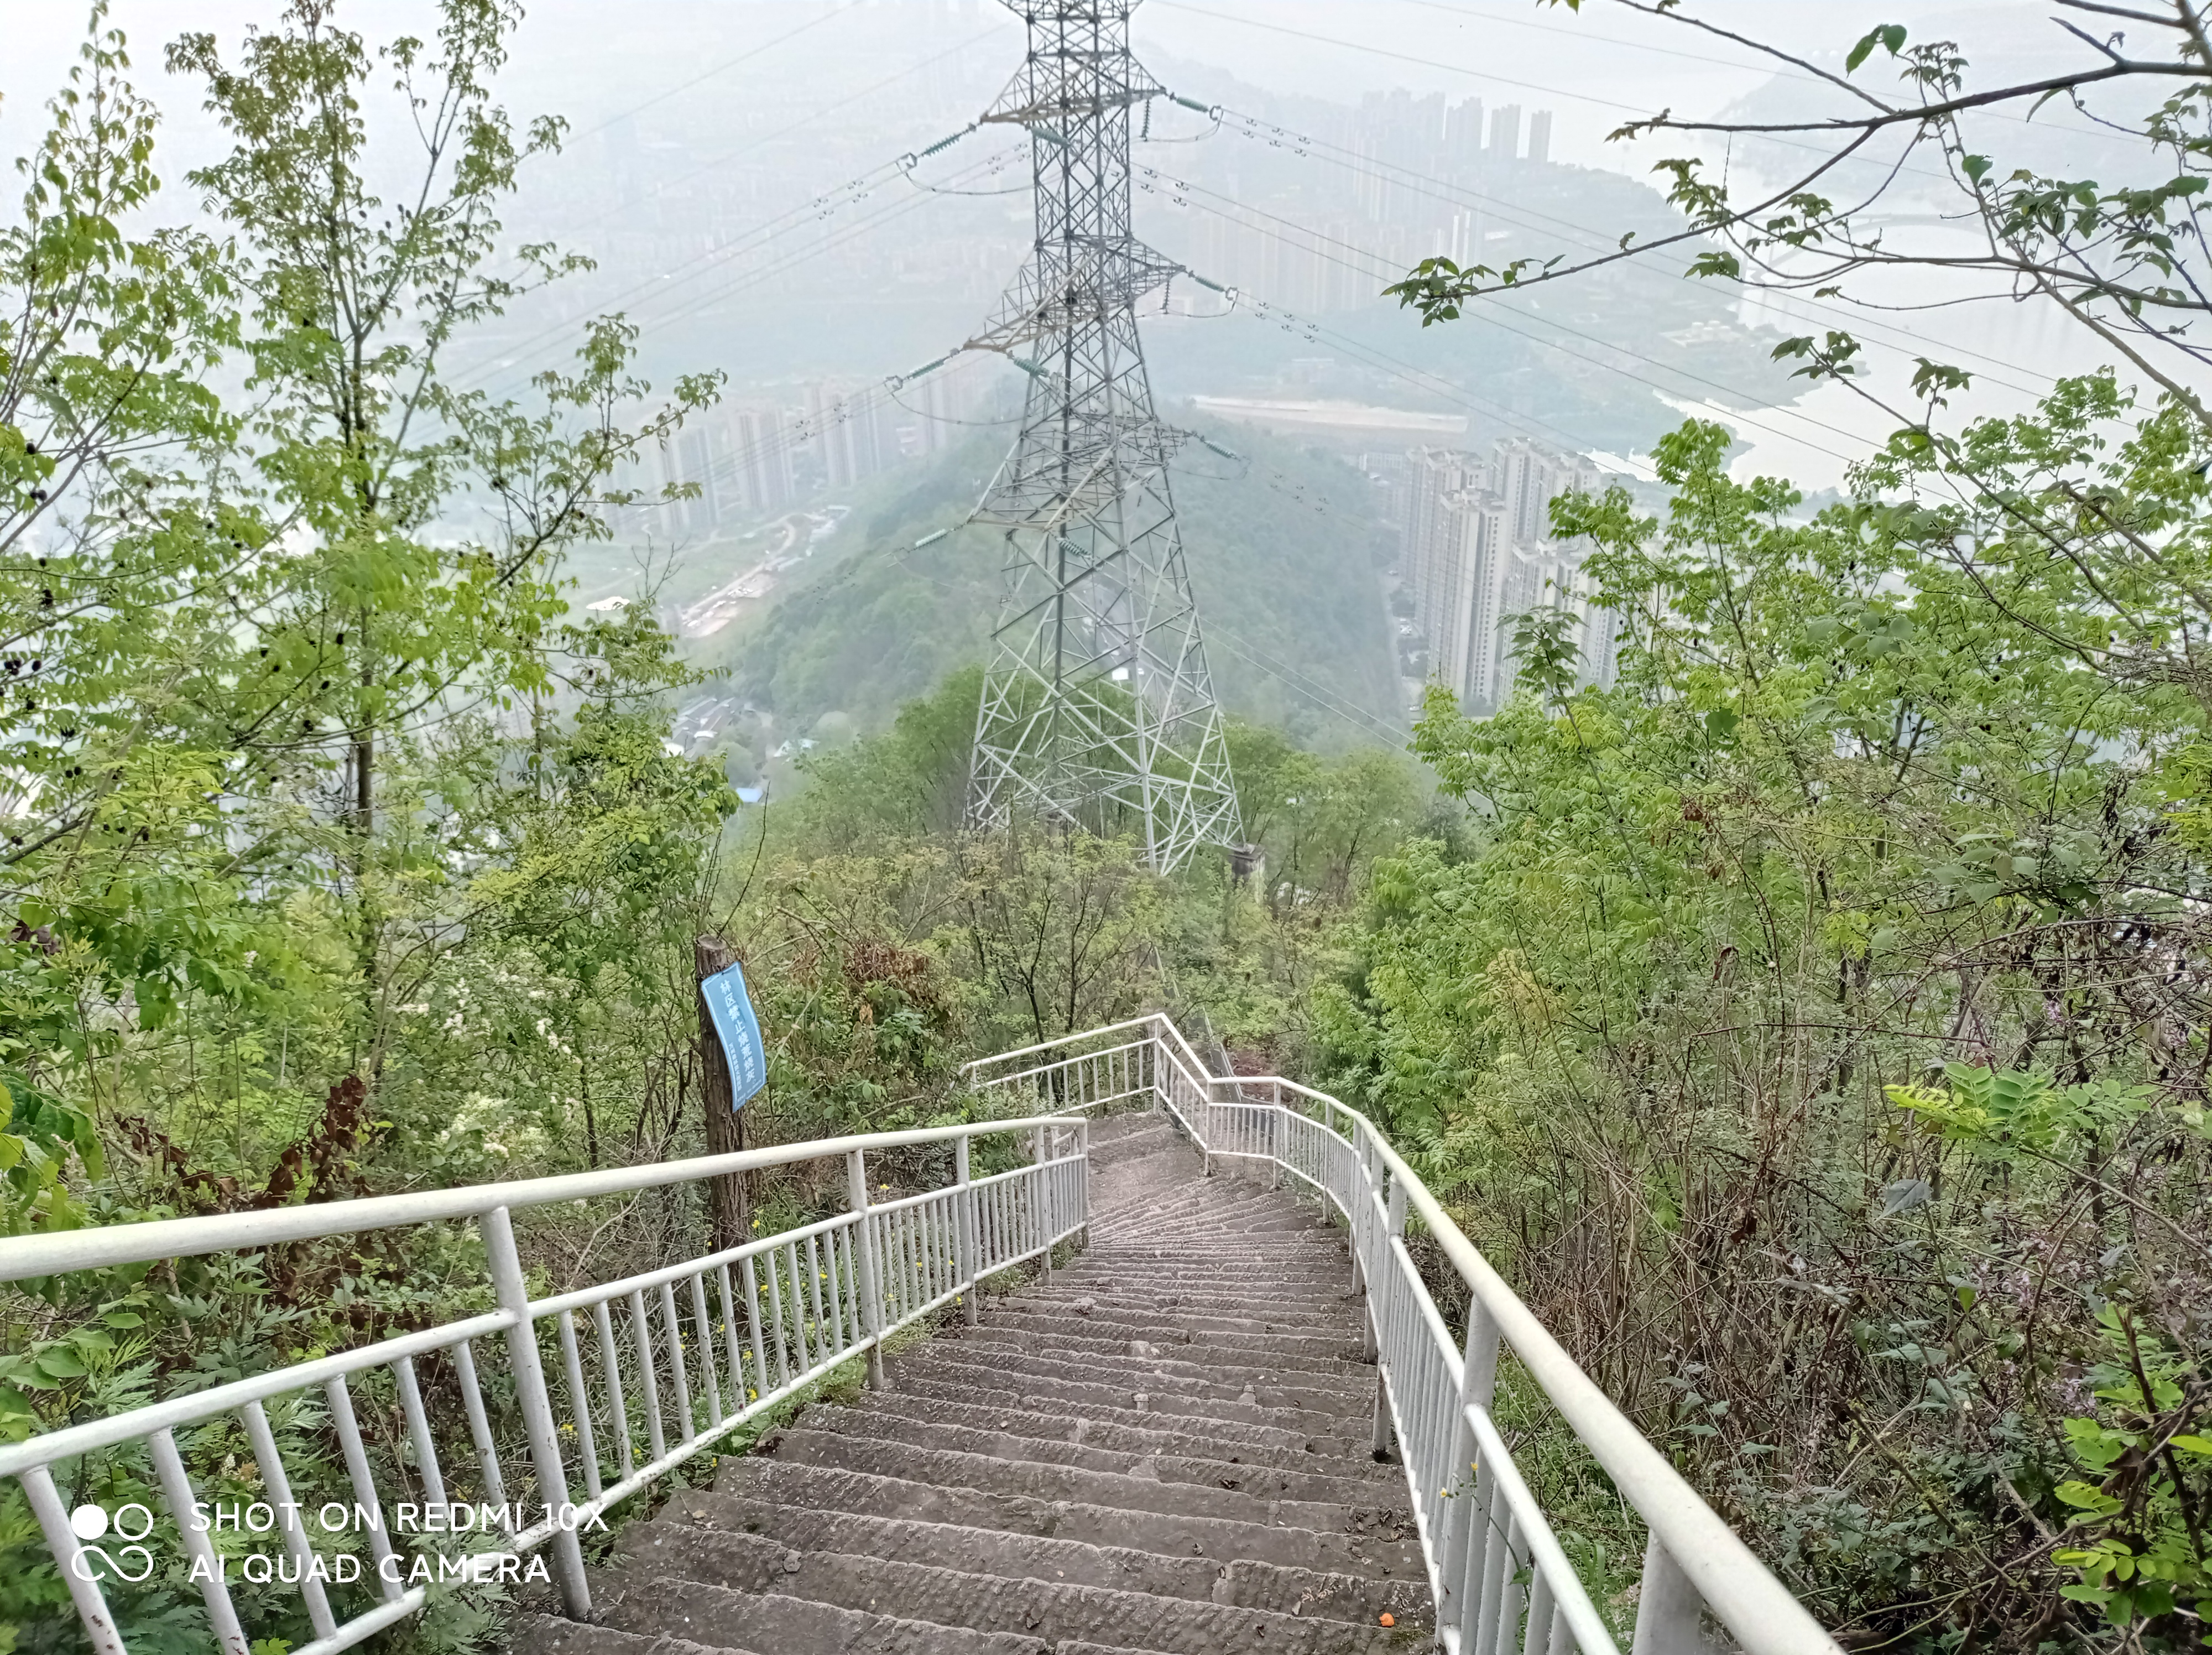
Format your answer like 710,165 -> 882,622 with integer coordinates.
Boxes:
964,1015 -> 1843,1655
0,1114 -> 1088,1655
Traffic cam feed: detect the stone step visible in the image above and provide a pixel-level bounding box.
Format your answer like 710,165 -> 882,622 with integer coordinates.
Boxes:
1086,1202 -> 1328,1234
1090,1193 -> 1327,1222
593,1573 -> 1045,1655
974,1306 -> 1365,1365
1090,1146 -> 1192,1174
1063,1254 -> 1352,1278
1089,1182 -> 1300,1216
669,1489 -> 1221,1596
1001,1292 -> 1360,1339
894,1350 -> 1363,1441
1094,1223 -> 1334,1247
853,1389 -> 1394,1482
797,1402 -> 1409,1511
766,1428 -> 1407,1537
510,1614 -> 745,1655
1073,1245 -> 1348,1266
1089,1132 -> 1182,1167
890,1371 -> 1370,1460
935,1330 -> 1376,1405
672,1490 -> 1429,1628
578,1126 -> 1437,1655
614,1522 -> 1408,1655
1045,1279 -> 1353,1310
712,1458 -> 1425,1579
1015,1288 -> 1360,1327
1085,1224 -> 1330,1251
950,1321 -> 1369,1382
1087,1111 -> 1171,1139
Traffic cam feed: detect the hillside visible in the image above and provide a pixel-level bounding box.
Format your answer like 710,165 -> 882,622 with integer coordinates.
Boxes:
687,421 -> 1404,778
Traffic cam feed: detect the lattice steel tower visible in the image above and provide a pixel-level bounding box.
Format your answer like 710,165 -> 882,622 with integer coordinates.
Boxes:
964,0 -> 1240,872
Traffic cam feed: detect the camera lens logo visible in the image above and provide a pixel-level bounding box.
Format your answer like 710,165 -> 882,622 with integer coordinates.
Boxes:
69,1502 -> 156,1583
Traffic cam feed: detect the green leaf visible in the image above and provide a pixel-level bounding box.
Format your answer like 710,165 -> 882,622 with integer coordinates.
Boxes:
1704,707 -> 1739,739
2055,1477 -> 2122,1515
31,1347 -> 86,1380
1845,24 -> 1907,72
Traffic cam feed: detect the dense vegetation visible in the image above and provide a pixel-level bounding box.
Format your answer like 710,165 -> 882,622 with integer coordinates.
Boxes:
698,419 -> 1402,752
1,3 -> 2208,1654
1323,403 -> 2212,1647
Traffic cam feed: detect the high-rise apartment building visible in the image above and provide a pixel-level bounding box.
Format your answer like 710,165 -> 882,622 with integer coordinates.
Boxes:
731,408 -> 794,515
1444,97 -> 1485,169
1490,104 -> 1522,163
1527,111 -> 1553,165
1403,438 -> 1618,714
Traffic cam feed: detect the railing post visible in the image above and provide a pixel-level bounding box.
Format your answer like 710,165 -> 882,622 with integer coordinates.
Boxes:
1201,1077 -> 1215,1178
1078,1115 -> 1091,1248
480,1204 -> 591,1620
1032,1123 -> 1053,1282
848,1149 -> 889,1389
956,1134 -> 980,1326
1370,1177 -> 1407,1459
1268,1079 -> 1282,1189
1355,1136 -> 1377,1345
1437,1294 -> 1502,1639
22,1464 -> 123,1655
1633,1533 -> 1718,1654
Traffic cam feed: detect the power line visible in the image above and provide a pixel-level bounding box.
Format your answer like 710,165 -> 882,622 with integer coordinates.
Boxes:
1197,104 -> 2059,392
539,24 -> 1010,246
1389,0 -> 2133,143
630,348 -> 1015,547
1150,1 -> 1962,185
615,146 -> 1022,336
462,145 -> 1014,395
1211,625 -> 1413,746
1149,167 -> 1866,461
561,4 -> 868,147
456,27 -> 1014,388
1392,0 -> 1825,84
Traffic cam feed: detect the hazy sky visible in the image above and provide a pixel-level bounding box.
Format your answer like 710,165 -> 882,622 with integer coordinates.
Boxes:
0,0 -> 2145,487
1,0 -> 2100,175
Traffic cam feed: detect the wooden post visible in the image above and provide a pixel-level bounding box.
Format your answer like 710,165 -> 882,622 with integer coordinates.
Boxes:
696,935 -> 752,1250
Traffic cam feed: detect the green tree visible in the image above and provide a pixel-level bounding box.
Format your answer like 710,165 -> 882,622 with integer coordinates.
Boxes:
163,0 -> 718,1047
1321,398 -> 2211,1646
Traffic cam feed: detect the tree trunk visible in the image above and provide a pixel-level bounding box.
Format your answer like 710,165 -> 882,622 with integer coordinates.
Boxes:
696,935 -> 752,1250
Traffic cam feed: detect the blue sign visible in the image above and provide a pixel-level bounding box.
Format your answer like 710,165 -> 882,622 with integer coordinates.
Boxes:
702,962 -> 767,1109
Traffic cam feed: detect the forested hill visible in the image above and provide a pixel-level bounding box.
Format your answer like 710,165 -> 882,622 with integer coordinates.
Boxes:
693,422 -> 1404,753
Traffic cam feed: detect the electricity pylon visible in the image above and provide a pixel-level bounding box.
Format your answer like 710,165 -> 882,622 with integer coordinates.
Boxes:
963,0 -> 1240,873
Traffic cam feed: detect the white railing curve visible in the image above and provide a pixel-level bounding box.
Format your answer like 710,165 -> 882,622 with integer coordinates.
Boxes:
963,1014 -> 1844,1655
0,1114 -> 1089,1655
5,1012 -> 1841,1655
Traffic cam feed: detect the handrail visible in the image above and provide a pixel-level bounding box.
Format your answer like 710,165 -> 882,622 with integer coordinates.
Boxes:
0,1117 -> 1073,1286
0,1110 -> 1092,1655
9,1012 -> 1844,1655
968,1019 -> 1843,1655
1259,1075 -> 1838,1655
959,1037 -> 1152,1099
0,1311 -> 517,1479
957,1014 -> 1159,1076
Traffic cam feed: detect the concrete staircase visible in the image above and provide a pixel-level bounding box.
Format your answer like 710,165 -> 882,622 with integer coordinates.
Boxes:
512,1109 -> 1429,1655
